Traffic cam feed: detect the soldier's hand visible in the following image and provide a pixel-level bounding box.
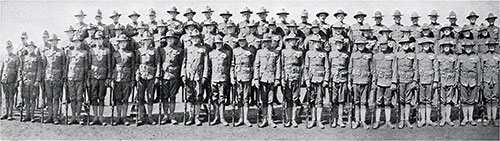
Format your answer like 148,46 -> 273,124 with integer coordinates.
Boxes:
274,80 -> 280,87
390,84 -> 397,90
231,78 -> 236,85
348,83 -> 353,91
322,81 -> 328,87
281,80 -> 286,87
182,76 -> 187,84
34,81 -> 39,87
432,82 -> 438,89
105,79 -> 111,87
306,80 -> 311,88
252,80 -> 259,88
202,77 -> 207,84
154,78 -> 159,86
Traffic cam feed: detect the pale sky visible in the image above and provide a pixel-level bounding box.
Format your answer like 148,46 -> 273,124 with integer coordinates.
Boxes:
1,0 -> 499,59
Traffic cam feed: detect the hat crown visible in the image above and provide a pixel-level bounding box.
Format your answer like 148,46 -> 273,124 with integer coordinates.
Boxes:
43,30 -> 49,36
411,11 -> 420,18
374,11 -> 383,17
75,10 -> 86,16
21,31 -> 28,37
486,13 -> 497,19
393,10 -> 402,16
238,33 -> 246,40
214,35 -> 223,43
353,11 -> 366,18
421,23 -> 430,30
28,41 -> 36,46
203,5 -> 213,13
311,19 -> 320,26
149,8 -> 156,15
241,7 -> 252,13
220,9 -> 232,15
429,10 -> 438,16
268,18 -> 276,24
300,9 -> 308,17
6,40 -> 13,47
288,19 -> 297,26
169,6 -> 178,12
284,33 -> 297,40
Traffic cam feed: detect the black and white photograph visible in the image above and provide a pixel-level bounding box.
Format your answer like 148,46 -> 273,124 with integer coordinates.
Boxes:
0,0 -> 499,140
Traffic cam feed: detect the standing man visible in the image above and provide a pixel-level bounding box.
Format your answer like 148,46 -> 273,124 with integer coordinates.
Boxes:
280,34 -> 304,128
327,36 -> 350,128
66,36 -> 89,125
88,31 -> 111,125
181,30 -> 209,126
135,31 -> 159,125
74,10 -> 89,39
253,34 -> 281,128
183,8 -> 200,31
415,39 -> 439,127
125,11 -> 141,38
231,34 -> 256,127
41,34 -> 66,124
372,11 -> 388,40
371,39 -> 397,129
218,10 -> 233,36
0,40 -> 20,121
107,10 -> 123,38
207,36 -> 232,126
304,36 -> 329,129
238,7 -> 253,36
201,6 -> 216,34
480,39 -> 500,126
436,41 -> 459,127
19,41 -> 43,122
427,10 -> 441,39
350,11 -> 369,42
408,12 -> 422,42
465,11 -> 481,38
333,9 -> 350,36
256,7 -> 269,36
166,6 -> 184,37
94,9 -> 108,39
457,41 -> 481,126
316,9 -> 331,38
158,31 -> 184,125
298,9 -> 312,37
276,8 -> 290,35
147,8 -> 158,34
485,13 -> 499,40
111,34 -> 136,126
348,39 -> 373,129
395,37 -> 418,129
390,10 -> 404,42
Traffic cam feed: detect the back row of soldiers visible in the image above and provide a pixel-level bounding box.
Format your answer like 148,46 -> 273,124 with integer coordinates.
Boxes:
1,7 -> 499,129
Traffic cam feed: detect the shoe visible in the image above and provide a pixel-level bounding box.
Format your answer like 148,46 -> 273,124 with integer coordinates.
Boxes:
54,120 -> 60,125
372,121 -> 380,129
439,120 -> 445,127
307,121 -> 315,129
398,121 -> 405,129
101,122 -> 107,126
387,122 -> 396,129
7,116 -> 14,121
426,120 -> 437,127
291,120 -> 298,128
195,118 -> 202,126
317,121 -> 325,129
0,114 -> 8,120
244,120 -> 252,127
493,120 -> 499,126
221,119 -> 229,126
171,119 -> 178,125
361,122 -> 369,129
417,121 -> 424,128
235,119 -> 244,127
405,121 -> 413,129
470,120 -> 477,126
149,118 -> 157,125
160,118 -> 169,125
112,121 -> 120,126
284,121 -> 291,127
79,120 -> 85,125
31,118 -> 36,123
351,121 -> 359,129
124,121 -> 131,126
90,120 -> 98,125
269,122 -> 277,128
43,118 -> 53,124
446,120 -> 454,126
22,118 -> 31,122
338,120 -> 346,128
483,119 -> 489,126
210,118 -> 219,125
136,120 -> 144,126
330,120 -> 337,128
460,120 -> 467,126
185,118 -> 194,125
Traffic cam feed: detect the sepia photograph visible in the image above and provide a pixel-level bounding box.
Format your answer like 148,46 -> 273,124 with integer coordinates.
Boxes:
0,0 -> 499,140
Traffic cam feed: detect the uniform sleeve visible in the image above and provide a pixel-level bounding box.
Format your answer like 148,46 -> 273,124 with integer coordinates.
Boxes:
41,53 -> 47,82
371,56 -> 377,84
323,53 -> 330,82
36,56 -> 43,82
253,50 -> 261,81
348,54 -> 353,84
231,51 -> 236,83
275,52 -> 281,81
181,48 -> 188,78
202,50 -> 209,79
304,52 -> 311,81
110,53 -> 116,81
85,51 -> 90,83
412,55 -> 418,82
155,48 -> 161,79
393,55 -> 399,83
0,61 -> 4,81
105,49 -> 112,80
454,56 -> 460,84
433,57 -> 440,83
477,57 -> 482,86
414,56 -> 420,83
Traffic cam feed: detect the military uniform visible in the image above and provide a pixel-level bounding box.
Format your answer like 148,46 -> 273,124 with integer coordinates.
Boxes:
327,36 -> 350,127
88,32 -> 111,125
231,36 -> 256,126
238,7 -> 253,36
111,34 -> 135,126
416,44 -> 438,106
485,13 -> 500,40
395,40 -> 419,128
207,36 -> 232,125
0,41 -> 20,120
304,36 -> 329,128
218,9 -> 233,36
280,35 -> 304,127
157,32 -> 184,124
166,6 -> 184,37
480,39 -> 500,126
42,35 -> 66,123
436,41 -> 459,126
349,39 -> 372,128
349,11 -> 368,41
135,33 -> 159,125
20,42 -> 43,121
66,37 -> 89,124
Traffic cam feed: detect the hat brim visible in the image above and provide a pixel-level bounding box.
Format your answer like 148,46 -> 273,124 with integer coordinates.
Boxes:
48,38 -> 61,41
372,15 -> 384,18
167,11 -> 180,14
256,11 -> 269,14
353,14 -> 367,18
410,16 -> 421,18
202,10 -> 214,13
277,12 -> 290,15
333,13 -> 347,17
392,14 -> 403,17
466,15 -> 479,19
183,12 -> 196,16
74,14 -> 87,17
240,11 -> 253,14
486,17 -> 498,20
378,30 -> 392,34
109,14 -> 122,18
220,13 -> 233,16
418,41 -> 434,45
428,15 -> 439,17
440,26 -> 453,31
316,12 -> 329,17
128,14 -> 140,18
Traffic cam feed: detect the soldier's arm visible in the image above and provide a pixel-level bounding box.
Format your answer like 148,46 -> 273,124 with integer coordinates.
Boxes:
36,56 -> 43,83
230,51 -> 236,83
61,51 -> 67,81
371,56 -> 377,84
0,61 -> 4,81
85,51 -> 90,84
275,52 -> 281,82
412,54 -> 418,83
304,52 -> 311,81
202,50 -> 209,79
253,50 -> 261,81
433,57 -> 440,85
155,48 -> 161,79
393,55 -> 399,84
414,57 -> 420,84
348,54 -> 353,85
324,53 -> 330,83
180,47 -> 188,78
41,53 -> 47,81
477,57 -> 482,86
454,56 -> 460,84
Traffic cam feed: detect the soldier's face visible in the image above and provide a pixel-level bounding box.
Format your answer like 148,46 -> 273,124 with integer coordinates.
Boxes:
268,25 -> 276,30
279,15 -> 287,21
488,45 -> 496,51
228,27 -> 236,33
187,25 -> 195,31
312,27 -> 319,33
287,39 -> 297,47
423,30 -> 430,35
95,38 -> 103,46
6,46 -> 13,53
95,16 -> 102,22
465,47 -> 472,53
242,13 -> 251,20
204,12 -> 212,19
49,40 -> 58,47
149,15 -> 156,21
443,29 -> 451,35
142,39 -> 152,46
449,18 -> 457,24
481,30 -> 488,36
76,16 -> 85,22
169,12 -> 178,18
238,40 -> 247,46
258,13 -> 267,20
28,46 -> 36,53
289,27 -> 297,32
158,27 -> 166,32
65,32 -> 74,39
374,17 -> 382,24
380,43 -> 388,51
357,44 -> 365,51
191,37 -> 200,44
313,41 -> 322,50
263,41 -> 271,48
205,25 -> 215,32
21,37 -> 28,43
222,15 -> 231,20
334,41 -> 343,50
301,16 -> 308,22
336,15 -> 345,21
463,31 -> 471,37
487,19 -> 496,25
423,43 -> 431,51
130,16 -> 139,22
468,17 -> 477,23
443,45 -> 451,52
411,18 -> 419,24
166,37 -> 175,45
319,14 -> 327,21
88,29 -> 96,35
402,43 -> 410,50
215,43 -> 223,49
393,16 -> 401,23
356,17 -> 364,23
118,41 -> 127,49
334,28 -> 342,34
111,16 -> 120,22
362,30 -> 371,36
430,16 -> 438,22
249,27 -> 257,33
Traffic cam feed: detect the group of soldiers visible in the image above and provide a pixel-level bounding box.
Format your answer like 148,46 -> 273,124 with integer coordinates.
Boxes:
1,6 -> 499,129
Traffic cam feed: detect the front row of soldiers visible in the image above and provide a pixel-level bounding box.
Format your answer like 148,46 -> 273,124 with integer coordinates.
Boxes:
1,28 -> 499,129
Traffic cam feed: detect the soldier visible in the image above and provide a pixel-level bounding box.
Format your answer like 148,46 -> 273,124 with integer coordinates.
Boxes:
253,34 -> 281,128
457,25 -> 476,53
316,9 -> 331,38
147,8 -> 158,34
457,41 -> 481,126
415,38 -> 439,127
390,10 -> 404,42
201,6 -> 216,34
238,7 -> 253,36
286,20 -> 306,43
480,39 -> 500,126
207,35 -> 232,126
246,21 -> 262,49
328,22 -> 350,53
465,11 -> 481,38
395,37 -> 418,129
62,26 -> 76,51
135,31 -> 159,125
348,39 -> 373,129
19,41 -> 43,122
436,25 -> 458,54
203,20 -> 219,50
333,9 -> 350,36
280,34 -> 304,128
40,30 -> 50,109
218,10 -> 233,36
85,24 -> 98,48
231,34 -> 256,127
66,36 -> 89,125
298,9 -> 311,37
88,31 -> 111,125
447,11 -> 461,39
111,34 -> 136,126
107,10 -> 123,38
302,20 -> 323,51
183,8 -> 200,31
181,30 -> 209,126
435,40 -> 459,127
304,36 -> 329,129
166,6 -> 184,37
153,21 -> 168,47
327,35 -> 350,128
109,24 -> 126,52
427,10 -> 441,39
125,11 -> 141,38
158,31 -> 184,125
359,25 -> 378,52
0,40 -> 20,120
371,39 -> 397,129
350,11 -> 368,41
74,10 -> 89,39
372,11 -> 388,40
180,21 -> 198,48
255,7 -> 269,33
41,34 -> 66,124
409,12 -> 422,40
94,9 -> 108,39
485,13 -> 499,40
223,21 -> 238,49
